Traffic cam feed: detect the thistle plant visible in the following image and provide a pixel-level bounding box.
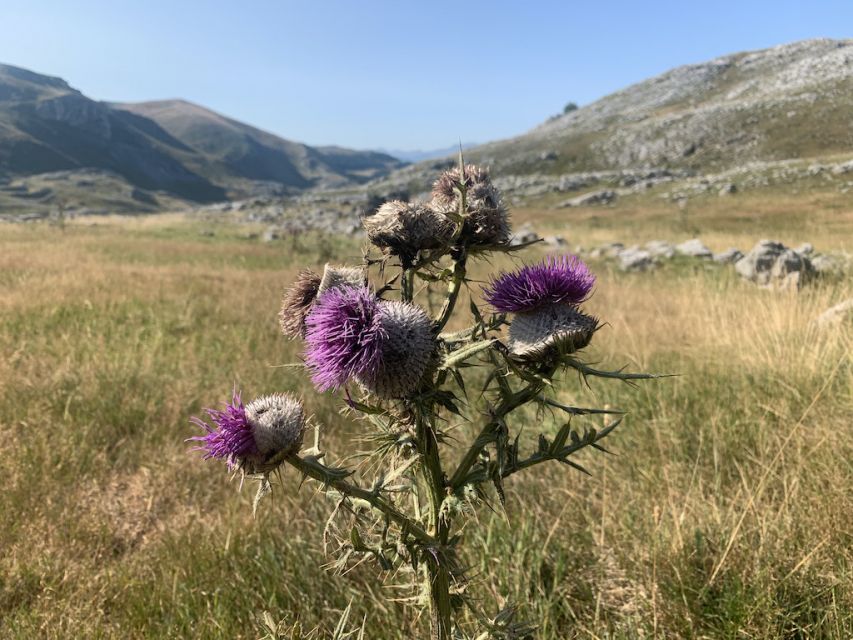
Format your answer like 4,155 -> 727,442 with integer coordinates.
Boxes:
191,156 -> 660,639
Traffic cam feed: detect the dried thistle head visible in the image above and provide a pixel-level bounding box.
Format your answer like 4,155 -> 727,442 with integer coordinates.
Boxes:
356,300 -> 435,399
431,164 -> 511,246
317,263 -> 367,294
189,390 -> 305,472
508,305 -> 598,360
279,268 -> 322,339
362,200 -> 455,265
431,164 -> 491,208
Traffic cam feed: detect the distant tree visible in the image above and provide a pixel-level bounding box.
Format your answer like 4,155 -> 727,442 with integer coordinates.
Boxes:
563,102 -> 579,114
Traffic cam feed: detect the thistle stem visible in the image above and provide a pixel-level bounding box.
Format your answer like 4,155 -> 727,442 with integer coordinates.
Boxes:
285,454 -> 435,547
415,409 -> 453,640
448,378 -> 551,490
434,248 -> 468,333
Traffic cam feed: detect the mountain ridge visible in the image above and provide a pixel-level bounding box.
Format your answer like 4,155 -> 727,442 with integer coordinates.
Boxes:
0,64 -> 404,208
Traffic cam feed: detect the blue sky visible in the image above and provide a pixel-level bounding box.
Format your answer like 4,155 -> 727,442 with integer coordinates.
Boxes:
1,1 -> 851,150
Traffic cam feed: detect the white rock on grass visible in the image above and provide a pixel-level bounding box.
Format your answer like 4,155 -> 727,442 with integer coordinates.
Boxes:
618,247 -> 655,271
736,240 -> 814,288
815,299 -> 853,327
713,248 -> 744,263
645,240 -> 676,258
675,238 -> 713,259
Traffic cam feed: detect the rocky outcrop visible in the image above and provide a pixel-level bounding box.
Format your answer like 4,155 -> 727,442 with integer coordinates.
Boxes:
558,189 -> 618,208
675,239 -> 713,259
713,248 -> 744,264
735,240 -> 814,288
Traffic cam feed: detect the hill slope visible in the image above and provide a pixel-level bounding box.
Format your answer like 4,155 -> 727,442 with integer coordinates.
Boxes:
0,64 -> 404,207
466,38 -> 853,175
114,100 -> 403,190
0,64 -> 225,202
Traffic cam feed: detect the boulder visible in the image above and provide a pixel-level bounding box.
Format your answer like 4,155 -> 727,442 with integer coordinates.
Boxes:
735,240 -> 786,283
815,299 -> 853,327
509,224 -> 539,246
718,183 -> 737,196
736,240 -> 813,287
618,247 -> 655,272
675,238 -> 713,259
543,235 -> 567,249
262,228 -> 281,242
811,254 -> 844,274
590,242 -> 625,259
558,189 -> 617,208
644,240 -> 675,259
713,248 -> 744,264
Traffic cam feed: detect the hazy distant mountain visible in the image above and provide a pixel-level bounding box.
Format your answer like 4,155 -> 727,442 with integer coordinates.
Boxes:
463,38 -> 853,175
0,63 -> 404,206
115,100 -> 404,191
378,143 -> 477,163
0,64 -> 225,202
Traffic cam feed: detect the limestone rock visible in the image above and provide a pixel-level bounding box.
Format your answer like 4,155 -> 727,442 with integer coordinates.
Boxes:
675,238 -> 713,259
645,240 -> 675,258
590,242 -> 625,259
618,247 -> 655,272
815,298 -> 853,327
558,189 -> 617,208
736,240 -> 813,287
713,247 -> 744,264
509,224 -> 539,246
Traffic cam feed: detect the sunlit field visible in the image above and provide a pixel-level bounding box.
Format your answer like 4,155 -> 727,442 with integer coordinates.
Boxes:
1,192 -> 851,638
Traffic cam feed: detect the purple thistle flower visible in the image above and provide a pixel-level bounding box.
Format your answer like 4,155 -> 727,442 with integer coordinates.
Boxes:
304,285 -> 387,391
188,390 -> 258,468
484,255 -> 595,313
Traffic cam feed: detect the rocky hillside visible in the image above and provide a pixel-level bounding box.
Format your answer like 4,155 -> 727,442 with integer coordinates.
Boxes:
369,38 -> 853,200
471,38 -> 853,175
0,64 -> 404,208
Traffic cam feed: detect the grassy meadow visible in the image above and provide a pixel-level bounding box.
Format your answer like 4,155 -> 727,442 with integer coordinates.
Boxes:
1,189 -> 852,638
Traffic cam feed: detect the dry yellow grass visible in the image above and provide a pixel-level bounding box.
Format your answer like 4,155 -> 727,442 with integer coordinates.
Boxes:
0,204 -> 850,638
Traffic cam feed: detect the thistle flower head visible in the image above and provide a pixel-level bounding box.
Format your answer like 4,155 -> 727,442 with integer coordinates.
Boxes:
317,263 -> 367,295
431,164 -> 510,246
508,305 -> 598,360
305,286 -> 386,391
244,393 -> 305,461
484,255 -> 595,313
356,300 -> 435,399
189,390 -> 305,471
279,268 -> 322,339
362,200 -> 455,264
